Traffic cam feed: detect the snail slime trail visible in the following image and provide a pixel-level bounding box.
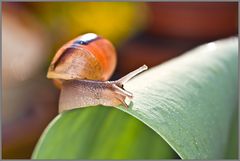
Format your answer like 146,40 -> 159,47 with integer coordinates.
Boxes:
47,33 -> 148,113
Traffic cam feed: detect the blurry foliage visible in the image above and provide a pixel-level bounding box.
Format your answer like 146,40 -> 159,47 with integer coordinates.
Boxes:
26,2 -> 147,46
2,3 -> 52,123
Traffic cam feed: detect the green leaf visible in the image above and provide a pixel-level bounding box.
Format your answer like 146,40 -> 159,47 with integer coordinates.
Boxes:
32,37 -> 238,159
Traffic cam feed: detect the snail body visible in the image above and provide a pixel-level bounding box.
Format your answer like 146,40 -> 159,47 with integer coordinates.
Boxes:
59,65 -> 147,112
47,33 -> 148,113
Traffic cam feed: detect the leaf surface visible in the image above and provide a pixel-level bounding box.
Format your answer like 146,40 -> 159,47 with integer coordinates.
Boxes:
32,37 -> 238,159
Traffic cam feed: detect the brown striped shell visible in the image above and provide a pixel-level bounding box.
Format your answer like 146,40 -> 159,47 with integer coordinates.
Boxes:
47,33 -> 117,87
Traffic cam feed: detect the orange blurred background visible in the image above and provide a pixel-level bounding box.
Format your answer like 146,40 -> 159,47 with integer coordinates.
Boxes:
2,2 -> 238,159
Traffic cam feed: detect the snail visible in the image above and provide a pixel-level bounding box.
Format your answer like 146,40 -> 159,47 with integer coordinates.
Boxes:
47,33 -> 148,113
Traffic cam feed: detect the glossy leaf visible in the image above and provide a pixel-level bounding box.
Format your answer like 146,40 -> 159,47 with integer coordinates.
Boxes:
32,37 -> 238,159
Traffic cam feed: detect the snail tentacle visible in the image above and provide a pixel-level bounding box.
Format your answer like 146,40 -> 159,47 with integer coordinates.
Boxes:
115,96 -> 128,108
112,84 -> 133,98
115,65 -> 148,86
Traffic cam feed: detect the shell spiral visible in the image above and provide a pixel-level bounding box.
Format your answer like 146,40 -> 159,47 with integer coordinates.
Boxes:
47,33 -> 117,87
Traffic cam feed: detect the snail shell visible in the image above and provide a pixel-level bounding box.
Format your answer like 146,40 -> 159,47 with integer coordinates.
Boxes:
47,33 -> 148,113
47,33 -> 117,87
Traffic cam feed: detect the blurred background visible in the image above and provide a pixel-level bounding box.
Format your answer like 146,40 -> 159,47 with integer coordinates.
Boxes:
2,2 -> 238,159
